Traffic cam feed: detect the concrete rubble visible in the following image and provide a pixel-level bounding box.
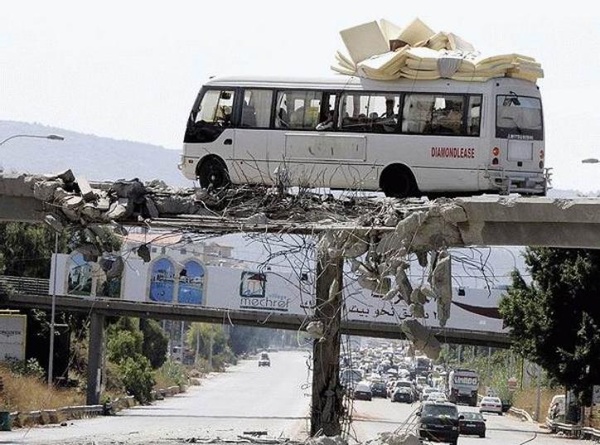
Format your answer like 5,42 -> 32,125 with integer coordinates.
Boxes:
24,171 -> 214,231
364,431 -> 421,445
8,171 -> 591,361
4,171 -> 468,355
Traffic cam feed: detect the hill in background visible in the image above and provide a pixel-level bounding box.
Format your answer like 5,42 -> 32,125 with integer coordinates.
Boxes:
0,121 -> 190,187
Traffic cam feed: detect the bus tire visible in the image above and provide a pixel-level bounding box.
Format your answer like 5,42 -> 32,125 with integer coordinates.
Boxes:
380,165 -> 418,198
198,157 -> 230,190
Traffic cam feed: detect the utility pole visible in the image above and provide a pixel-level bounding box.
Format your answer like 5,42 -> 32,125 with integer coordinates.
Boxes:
310,245 -> 343,437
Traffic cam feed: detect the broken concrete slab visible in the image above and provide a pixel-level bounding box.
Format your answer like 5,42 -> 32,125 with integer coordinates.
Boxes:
76,176 -> 96,202
33,180 -> 61,201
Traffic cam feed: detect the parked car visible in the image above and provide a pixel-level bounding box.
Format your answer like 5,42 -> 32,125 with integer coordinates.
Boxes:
417,401 -> 462,445
458,411 -> 486,437
258,351 -> 270,367
370,380 -> 388,398
391,386 -> 413,403
479,396 -> 503,415
353,381 -> 373,401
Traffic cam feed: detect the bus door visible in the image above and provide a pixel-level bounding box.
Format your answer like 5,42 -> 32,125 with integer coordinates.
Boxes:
232,89 -> 273,184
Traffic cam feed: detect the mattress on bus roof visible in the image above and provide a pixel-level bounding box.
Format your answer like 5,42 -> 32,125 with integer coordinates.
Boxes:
340,20 -> 389,64
333,17 -> 544,83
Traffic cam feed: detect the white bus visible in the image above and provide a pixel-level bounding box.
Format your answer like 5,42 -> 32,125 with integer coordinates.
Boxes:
179,75 -> 547,197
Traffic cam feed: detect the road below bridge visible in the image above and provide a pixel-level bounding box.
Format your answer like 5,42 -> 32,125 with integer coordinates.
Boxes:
2,350 -> 586,445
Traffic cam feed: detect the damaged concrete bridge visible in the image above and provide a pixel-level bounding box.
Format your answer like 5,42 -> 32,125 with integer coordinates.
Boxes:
2,171 -> 600,248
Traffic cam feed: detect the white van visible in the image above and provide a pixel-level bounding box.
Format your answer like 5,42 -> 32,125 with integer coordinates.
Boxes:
547,394 -> 565,422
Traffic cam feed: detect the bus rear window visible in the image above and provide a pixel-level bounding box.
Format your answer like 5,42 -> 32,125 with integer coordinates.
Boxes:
496,95 -> 543,140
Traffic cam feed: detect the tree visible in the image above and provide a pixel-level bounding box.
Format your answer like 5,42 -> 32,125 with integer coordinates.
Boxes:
106,317 -> 155,403
0,222 -> 60,277
140,319 -> 168,369
228,325 -> 272,355
499,247 -> 600,401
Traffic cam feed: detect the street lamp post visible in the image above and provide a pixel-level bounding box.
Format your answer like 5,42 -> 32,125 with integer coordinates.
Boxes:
48,231 -> 59,387
0,133 -> 65,173
0,134 -> 65,146
0,132 -> 65,385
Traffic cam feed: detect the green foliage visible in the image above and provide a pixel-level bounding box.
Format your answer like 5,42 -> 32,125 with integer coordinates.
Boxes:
140,319 -> 168,369
107,330 -> 143,364
118,355 -> 155,404
106,317 -> 157,404
439,345 -> 526,403
227,325 -> 274,355
0,222 -> 62,277
500,247 -> 600,401
156,359 -> 188,387
6,357 -> 45,380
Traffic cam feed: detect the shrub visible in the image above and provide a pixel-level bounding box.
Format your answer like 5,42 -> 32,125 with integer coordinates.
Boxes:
6,357 -> 45,379
154,360 -> 188,388
119,356 -> 155,404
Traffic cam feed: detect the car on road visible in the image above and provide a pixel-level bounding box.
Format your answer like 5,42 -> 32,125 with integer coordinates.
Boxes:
421,386 -> 439,401
417,401 -> 461,445
391,386 -> 413,403
370,380 -> 388,398
428,391 -> 448,403
353,381 -> 373,401
388,379 -> 418,399
258,351 -> 270,367
479,396 -> 503,415
458,411 -> 486,437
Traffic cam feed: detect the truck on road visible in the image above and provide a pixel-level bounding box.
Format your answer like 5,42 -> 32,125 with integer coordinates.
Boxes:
448,368 -> 479,406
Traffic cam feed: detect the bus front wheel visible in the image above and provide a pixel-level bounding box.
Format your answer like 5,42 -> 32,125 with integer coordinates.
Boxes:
198,157 -> 230,190
380,165 -> 418,198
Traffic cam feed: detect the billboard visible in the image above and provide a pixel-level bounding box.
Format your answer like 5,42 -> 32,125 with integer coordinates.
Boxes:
0,314 -> 27,362
50,253 -> 507,334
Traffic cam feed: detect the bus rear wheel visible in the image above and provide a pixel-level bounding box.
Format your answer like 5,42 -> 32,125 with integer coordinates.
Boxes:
380,165 -> 418,198
198,157 -> 230,190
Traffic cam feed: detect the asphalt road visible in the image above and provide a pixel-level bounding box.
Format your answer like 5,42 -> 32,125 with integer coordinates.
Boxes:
2,350 -> 590,445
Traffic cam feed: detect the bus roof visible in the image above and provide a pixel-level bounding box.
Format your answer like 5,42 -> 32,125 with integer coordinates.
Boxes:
202,75 -> 539,93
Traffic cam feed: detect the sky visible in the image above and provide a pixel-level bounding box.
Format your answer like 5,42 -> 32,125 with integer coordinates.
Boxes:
1,1 -> 599,193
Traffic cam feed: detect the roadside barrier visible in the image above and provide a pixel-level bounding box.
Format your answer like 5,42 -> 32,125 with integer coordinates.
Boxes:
6,386 -> 186,430
544,417 -> 600,440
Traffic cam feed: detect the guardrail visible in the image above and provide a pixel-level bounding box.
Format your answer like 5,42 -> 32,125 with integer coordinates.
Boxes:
6,385 -> 186,430
544,417 -> 600,440
508,407 -> 533,422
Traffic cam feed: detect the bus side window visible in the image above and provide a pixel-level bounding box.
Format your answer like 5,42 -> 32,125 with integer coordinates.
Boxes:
402,94 -> 433,133
467,96 -> 481,136
241,89 -> 273,128
287,91 -> 321,130
241,102 -> 256,127
275,92 -> 289,129
196,89 -> 235,126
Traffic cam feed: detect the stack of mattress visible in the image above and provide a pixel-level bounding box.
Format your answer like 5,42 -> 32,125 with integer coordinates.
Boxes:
332,18 -> 543,83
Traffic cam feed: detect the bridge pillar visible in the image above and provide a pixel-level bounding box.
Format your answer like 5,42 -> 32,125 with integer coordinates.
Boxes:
86,311 -> 105,405
310,249 -> 343,437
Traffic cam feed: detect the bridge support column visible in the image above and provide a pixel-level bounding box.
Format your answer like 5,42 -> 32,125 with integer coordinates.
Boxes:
310,248 -> 344,437
86,311 -> 105,405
